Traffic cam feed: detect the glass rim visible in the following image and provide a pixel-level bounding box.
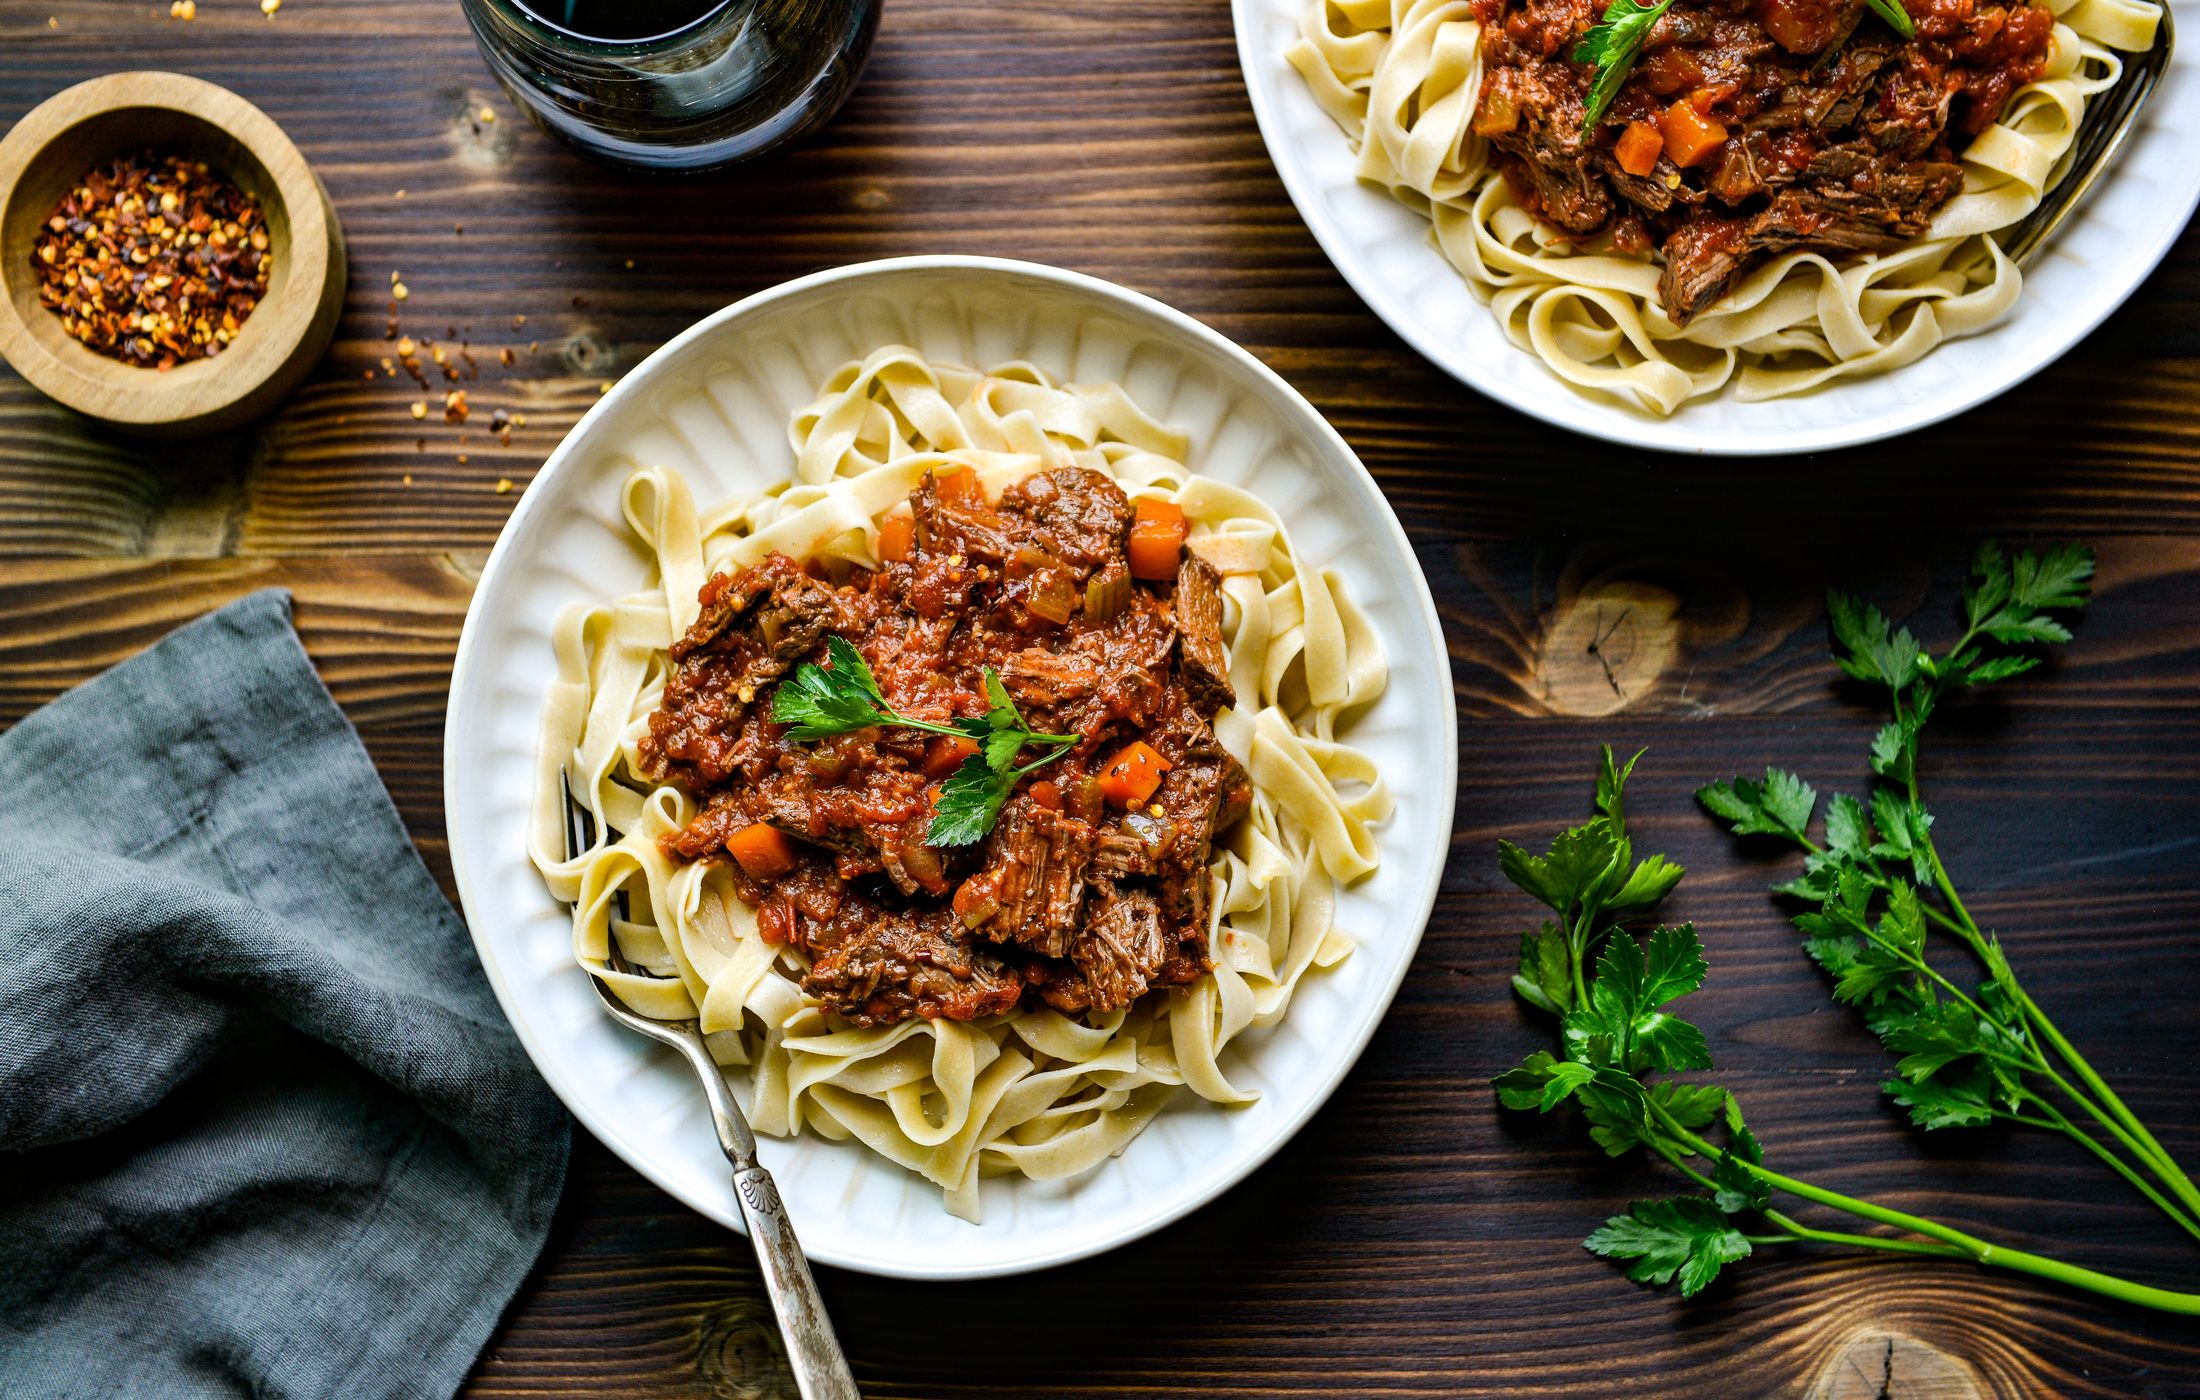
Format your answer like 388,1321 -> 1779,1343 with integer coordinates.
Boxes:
481,0 -> 746,50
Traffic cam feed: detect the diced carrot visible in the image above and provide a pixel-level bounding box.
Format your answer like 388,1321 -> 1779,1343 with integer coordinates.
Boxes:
934,466 -> 985,508
726,823 -> 797,880
1615,121 -> 1664,177
1660,99 -> 1728,168
1096,741 -> 1171,808
1028,779 -> 1063,811
923,734 -> 981,778
876,510 -> 915,563
1126,498 -> 1188,581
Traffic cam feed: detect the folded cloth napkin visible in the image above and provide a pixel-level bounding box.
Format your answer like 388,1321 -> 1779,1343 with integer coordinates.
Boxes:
0,590 -> 568,1400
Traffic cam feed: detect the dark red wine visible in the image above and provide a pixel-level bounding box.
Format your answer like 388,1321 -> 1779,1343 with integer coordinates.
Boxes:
514,0 -> 731,42
465,0 -> 880,171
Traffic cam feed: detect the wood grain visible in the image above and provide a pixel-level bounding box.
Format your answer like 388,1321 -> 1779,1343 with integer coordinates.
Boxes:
4,0 -> 2200,1395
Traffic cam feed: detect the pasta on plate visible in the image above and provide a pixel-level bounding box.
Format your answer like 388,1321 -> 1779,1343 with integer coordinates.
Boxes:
527,347 -> 1391,1220
1285,0 -> 2163,414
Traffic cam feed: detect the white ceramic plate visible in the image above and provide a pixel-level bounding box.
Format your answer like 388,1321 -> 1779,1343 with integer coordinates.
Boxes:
444,256 -> 1455,1279
1232,0 -> 2200,455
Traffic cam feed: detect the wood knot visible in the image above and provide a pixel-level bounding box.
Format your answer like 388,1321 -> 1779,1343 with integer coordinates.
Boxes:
562,331 -> 614,376
693,1297 -> 797,1400
1815,1328 -> 1983,1400
1532,579 -> 1681,716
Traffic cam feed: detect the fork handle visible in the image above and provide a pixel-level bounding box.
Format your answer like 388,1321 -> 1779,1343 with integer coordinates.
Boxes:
733,1163 -> 861,1400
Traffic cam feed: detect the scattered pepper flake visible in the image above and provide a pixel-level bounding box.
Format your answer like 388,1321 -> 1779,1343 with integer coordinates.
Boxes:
402,473 -> 413,486
260,0 -> 280,15
495,477 -> 513,493
169,1 -> 196,18
396,336 -> 415,357
444,388 -> 469,424
391,281 -> 409,302
480,107 -> 497,124
511,314 -> 526,328
409,401 -> 427,420
32,150 -> 271,369
598,381 -> 611,395
498,347 -> 514,366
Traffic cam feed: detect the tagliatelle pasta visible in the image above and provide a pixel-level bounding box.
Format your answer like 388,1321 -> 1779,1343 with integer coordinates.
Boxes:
527,347 -> 1391,1220
1286,0 -> 2163,414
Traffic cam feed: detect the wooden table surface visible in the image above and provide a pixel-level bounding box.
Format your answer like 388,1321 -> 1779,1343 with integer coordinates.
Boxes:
7,1 -> 2200,1395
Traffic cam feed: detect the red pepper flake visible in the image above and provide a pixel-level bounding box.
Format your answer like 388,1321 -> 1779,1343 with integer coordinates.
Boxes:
443,388 -> 469,424
32,150 -> 273,370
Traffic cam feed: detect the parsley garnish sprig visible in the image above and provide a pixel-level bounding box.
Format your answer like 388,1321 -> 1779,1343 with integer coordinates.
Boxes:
1573,0 -> 1676,135
772,636 -> 1076,847
1500,740 -> 2200,1312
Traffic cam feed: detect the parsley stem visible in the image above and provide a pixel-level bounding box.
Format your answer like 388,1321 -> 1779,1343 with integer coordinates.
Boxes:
1754,1215 -> 1968,1261
1659,1117 -> 2200,1314
2015,1098 -> 2200,1244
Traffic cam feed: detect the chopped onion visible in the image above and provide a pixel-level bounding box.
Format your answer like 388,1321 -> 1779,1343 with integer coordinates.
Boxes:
1028,569 -> 1076,625
953,875 -> 1000,929
1009,543 -> 1069,577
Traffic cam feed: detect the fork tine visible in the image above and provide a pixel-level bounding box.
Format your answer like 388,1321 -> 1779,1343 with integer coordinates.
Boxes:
560,768 -> 582,863
2008,12 -> 2172,268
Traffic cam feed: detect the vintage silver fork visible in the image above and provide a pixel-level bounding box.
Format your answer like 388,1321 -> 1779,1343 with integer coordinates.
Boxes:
2004,4 -> 2175,269
561,772 -> 859,1400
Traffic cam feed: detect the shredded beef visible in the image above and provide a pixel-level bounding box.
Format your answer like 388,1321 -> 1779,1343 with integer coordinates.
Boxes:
645,466 -> 1258,1029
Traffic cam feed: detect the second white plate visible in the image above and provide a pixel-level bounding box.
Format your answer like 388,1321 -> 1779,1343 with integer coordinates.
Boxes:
1231,0 -> 2200,455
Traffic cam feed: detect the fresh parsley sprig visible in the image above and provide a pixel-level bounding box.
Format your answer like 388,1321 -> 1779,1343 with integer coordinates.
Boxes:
770,637 -> 1077,846
1573,0 -> 1676,135
1500,746 -> 2200,1313
926,671 -> 1078,847
1697,542 -> 2200,1242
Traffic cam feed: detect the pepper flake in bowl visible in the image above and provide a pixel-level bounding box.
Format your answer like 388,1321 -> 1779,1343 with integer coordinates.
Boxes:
0,72 -> 345,435
34,151 -> 274,370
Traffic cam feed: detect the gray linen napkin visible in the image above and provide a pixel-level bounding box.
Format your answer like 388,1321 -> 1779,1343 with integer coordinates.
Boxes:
0,590 -> 568,1400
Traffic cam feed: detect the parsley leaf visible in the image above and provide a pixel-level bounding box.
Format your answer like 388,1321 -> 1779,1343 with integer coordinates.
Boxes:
1697,769 -> 1817,843
1584,1197 -> 1752,1298
1597,744 -> 1645,831
771,635 -> 896,741
1712,1095 -> 1770,1215
1565,925 -> 1712,1073
926,754 -> 1020,848
1864,0 -> 1917,39
1827,591 -> 1923,690
1494,1050 -> 1599,1112
1573,0 -> 1677,134
1514,922 -> 1576,1015
1884,1061 -> 1998,1130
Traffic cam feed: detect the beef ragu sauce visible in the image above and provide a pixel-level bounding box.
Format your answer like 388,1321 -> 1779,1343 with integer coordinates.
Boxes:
635,465 -> 1250,1029
1468,0 -> 2056,324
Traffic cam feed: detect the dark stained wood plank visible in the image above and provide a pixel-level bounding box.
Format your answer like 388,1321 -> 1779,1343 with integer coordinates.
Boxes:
3,0 -> 2199,1396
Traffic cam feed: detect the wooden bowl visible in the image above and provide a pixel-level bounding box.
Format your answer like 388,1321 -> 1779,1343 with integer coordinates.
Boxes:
0,72 -> 346,436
